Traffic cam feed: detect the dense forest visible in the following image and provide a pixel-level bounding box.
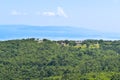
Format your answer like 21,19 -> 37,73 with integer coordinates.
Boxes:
0,38 -> 120,80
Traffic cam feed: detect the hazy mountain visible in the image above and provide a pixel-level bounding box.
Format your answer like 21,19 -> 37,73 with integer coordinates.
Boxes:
0,25 -> 119,40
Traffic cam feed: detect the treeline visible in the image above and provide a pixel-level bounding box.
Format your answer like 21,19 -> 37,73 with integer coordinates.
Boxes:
0,38 -> 120,80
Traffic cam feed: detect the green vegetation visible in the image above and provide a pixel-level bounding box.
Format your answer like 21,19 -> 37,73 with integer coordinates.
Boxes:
0,38 -> 120,80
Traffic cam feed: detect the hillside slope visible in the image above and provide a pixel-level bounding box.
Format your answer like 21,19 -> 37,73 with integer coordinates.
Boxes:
0,38 -> 120,80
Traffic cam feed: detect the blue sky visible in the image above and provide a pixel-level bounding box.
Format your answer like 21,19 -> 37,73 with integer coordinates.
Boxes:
0,0 -> 120,33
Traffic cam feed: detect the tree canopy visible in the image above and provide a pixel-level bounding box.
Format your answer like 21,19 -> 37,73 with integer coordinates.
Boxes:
0,38 -> 120,80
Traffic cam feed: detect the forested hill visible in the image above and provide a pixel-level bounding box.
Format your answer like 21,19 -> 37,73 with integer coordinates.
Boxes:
0,38 -> 120,80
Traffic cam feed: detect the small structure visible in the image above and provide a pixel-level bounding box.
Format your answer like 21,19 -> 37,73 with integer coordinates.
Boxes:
35,38 -> 43,43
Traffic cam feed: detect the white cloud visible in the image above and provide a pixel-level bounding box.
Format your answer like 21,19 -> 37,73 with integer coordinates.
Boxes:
41,6 -> 68,18
57,7 -> 68,18
11,10 -> 28,16
11,7 -> 68,18
43,12 -> 56,16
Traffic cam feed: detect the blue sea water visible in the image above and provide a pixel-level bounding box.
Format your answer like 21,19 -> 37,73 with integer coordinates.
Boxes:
0,25 -> 120,40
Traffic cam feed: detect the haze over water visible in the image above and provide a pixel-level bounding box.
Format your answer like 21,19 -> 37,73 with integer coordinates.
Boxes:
0,0 -> 120,40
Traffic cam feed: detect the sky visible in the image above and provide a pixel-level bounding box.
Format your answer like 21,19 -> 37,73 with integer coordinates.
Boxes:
0,0 -> 120,33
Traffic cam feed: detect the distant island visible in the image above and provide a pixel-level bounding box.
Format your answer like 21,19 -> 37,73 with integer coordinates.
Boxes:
0,25 -> 120,40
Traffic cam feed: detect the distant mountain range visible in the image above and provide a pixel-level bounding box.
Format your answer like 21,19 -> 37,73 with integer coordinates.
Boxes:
0,25 -> 120,40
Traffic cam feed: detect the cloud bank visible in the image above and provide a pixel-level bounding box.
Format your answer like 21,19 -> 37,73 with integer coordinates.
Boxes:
43,12 -> 56,16
11,10 -> 28,16
11,7 -> 68,18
